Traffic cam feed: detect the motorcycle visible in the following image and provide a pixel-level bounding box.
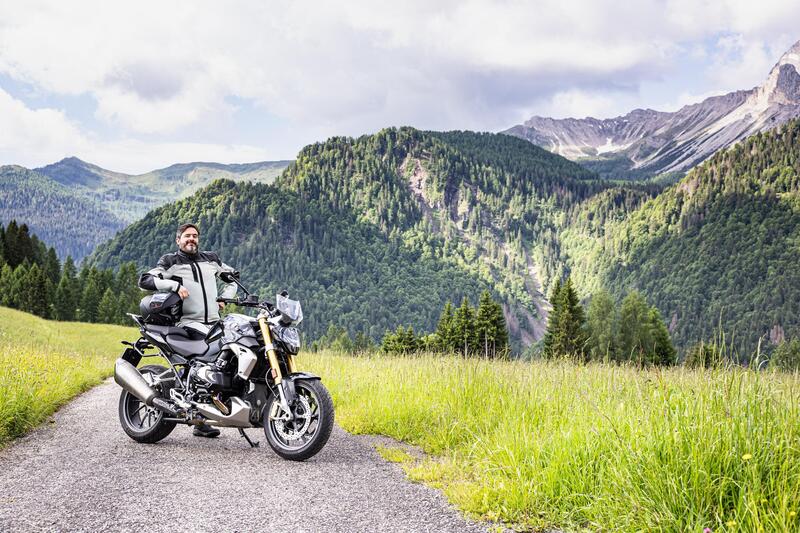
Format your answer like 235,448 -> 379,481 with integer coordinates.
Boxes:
113,273 -> 334,461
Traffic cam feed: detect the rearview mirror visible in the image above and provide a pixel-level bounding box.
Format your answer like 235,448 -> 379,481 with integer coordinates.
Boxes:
220,271 -> 240,283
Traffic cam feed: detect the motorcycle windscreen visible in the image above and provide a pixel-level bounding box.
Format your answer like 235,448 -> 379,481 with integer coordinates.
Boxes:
276,294 -> 303,326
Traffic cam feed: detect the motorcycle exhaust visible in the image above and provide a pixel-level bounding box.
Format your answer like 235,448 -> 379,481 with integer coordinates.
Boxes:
114,358 -> 157,406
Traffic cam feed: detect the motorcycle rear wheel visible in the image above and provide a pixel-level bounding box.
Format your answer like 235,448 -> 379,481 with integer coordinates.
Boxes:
118,364 -> 178,444
264,379 -> 334,461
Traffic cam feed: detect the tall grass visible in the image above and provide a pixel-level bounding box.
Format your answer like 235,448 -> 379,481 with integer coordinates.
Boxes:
303,351 -> 800,531
0,307 -> 136,445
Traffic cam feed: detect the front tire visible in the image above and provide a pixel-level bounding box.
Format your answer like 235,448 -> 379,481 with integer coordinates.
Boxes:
118,364 -> 178,444
264,379 -> 334,461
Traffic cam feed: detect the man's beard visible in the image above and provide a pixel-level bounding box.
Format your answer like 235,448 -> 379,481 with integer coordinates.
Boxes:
181,243 -> 198,254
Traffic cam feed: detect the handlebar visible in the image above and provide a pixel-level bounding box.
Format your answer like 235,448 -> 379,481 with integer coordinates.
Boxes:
216,296 -> 276,313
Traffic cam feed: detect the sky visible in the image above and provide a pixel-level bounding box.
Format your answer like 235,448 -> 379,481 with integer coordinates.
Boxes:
0,0 -> 799,174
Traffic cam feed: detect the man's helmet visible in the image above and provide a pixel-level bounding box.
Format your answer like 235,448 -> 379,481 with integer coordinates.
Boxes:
139,292 -> 183,326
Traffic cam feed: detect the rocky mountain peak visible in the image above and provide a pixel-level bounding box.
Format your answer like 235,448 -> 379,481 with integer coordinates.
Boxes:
504,38 -> 800,178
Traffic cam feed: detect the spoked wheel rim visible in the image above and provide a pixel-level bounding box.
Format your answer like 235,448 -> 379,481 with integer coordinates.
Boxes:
122,372 -> 163,432
266,383 -> 322,452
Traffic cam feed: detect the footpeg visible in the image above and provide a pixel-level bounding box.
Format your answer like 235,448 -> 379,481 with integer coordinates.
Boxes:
152,397 -> 184,417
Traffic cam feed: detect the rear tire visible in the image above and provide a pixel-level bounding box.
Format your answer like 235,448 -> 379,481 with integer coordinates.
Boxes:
118,364 -> 178,444
264,379 -> 334,461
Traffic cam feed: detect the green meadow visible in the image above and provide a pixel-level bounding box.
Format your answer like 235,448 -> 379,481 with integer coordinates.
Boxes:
304,352 -> 800,531
0,306 -> 135,444
2,307 -> 799,531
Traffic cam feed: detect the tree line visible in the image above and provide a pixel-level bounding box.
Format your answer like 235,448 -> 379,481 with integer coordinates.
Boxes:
541,276 -> 676,365
0,220 -> 141,324
312,290 -> 509,358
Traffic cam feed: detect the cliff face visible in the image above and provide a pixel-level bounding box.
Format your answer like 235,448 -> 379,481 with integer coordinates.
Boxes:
505,40 -> 800,177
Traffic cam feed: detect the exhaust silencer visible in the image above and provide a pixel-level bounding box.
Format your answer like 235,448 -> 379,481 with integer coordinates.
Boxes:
114,358 -> 157,406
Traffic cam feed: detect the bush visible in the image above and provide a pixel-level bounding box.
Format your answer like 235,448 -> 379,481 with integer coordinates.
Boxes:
770,338 -> 800,372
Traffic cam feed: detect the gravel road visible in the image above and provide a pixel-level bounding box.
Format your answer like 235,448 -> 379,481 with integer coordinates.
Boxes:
0,380 -> 489,533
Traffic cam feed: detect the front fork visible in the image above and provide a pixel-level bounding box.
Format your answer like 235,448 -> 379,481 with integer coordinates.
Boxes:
258,317 -> 297,416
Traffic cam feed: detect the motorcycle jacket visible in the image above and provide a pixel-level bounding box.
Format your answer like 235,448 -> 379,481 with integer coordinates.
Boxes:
138,250 -> 238,325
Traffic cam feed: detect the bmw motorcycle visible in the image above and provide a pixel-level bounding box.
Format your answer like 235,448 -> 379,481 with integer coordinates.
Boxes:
113,273 -> 334,461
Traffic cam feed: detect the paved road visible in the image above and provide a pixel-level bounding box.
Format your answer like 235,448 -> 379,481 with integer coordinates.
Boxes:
0,380 -> 489,533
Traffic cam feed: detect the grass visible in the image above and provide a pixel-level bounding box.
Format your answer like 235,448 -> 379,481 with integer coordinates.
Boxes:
3,307 -> 799,530
0,307 -> 137,445
302,350 -> 800,532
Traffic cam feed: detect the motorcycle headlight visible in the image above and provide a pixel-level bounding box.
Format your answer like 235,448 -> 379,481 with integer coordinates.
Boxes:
272,325 -> 300,354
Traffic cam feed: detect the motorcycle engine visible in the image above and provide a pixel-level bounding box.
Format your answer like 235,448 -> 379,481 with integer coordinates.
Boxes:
189,363 -> 232,393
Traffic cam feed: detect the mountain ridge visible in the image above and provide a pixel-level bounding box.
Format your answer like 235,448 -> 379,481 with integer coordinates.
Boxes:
505,39 -> 800,179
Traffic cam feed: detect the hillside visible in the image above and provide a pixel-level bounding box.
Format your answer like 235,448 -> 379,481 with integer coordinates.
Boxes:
36,157 -> 291,223
0,166 -> 126,260
562,119 -> 800,354
91,128 -> 603,346
506,39 -> 800,179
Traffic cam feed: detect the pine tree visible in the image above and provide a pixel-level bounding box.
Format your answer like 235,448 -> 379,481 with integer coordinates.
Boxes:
491,298 -> 509,357
43,247 -> 61,285
453,296 -> 476,356
20,263 -> 51,318
53,257 -> 79,321
561,277 -> 587,358
79,275 -> 102,323
115,262 -> 141,322
8,264 -> 28,309
619,291 -> 651,363
647,307 -> 676,365
587,290 -> 618,361
475,290 -> 496,357
542,278 -> 563,358
97,288 -> 119,324
543,277 -> 587,359
0,264 -> 14,306
435,301 -> 456,352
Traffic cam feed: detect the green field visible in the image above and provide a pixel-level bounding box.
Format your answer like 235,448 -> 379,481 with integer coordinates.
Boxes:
0,307 -> 136,444
2,307 -> 799,531
304,352 -> 800,531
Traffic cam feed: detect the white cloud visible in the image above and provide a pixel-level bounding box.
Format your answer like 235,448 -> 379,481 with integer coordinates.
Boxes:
539,89 -> 631,120
0,86 -> 271,173
0,0 -> 799,166
0,86 -> 86,165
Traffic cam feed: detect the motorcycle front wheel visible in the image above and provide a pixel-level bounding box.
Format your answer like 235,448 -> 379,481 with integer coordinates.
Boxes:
264,379 -> 334,461
118,364 -> 177,444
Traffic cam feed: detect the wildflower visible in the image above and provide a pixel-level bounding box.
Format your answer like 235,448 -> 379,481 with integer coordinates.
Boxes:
741,453 -> 752,461
703,528 -> 712,533
790,511 -> 797,518
726,520 -> 736,527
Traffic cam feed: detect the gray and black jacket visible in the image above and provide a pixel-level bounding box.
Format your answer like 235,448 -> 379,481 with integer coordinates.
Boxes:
138,250 -> 238,325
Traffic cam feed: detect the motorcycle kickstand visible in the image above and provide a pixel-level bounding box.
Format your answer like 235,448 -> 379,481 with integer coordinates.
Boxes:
238,428 -> 259,448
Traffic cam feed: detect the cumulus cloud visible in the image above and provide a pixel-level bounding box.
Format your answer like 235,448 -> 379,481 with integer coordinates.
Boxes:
0,0 -> 799,168
0,86 -> 271,173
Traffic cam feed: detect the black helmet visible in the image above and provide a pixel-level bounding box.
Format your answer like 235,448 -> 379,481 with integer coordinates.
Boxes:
139,292 -> 183,325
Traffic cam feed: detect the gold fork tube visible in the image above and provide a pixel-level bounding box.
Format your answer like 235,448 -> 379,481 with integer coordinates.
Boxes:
258,317 -> 283,384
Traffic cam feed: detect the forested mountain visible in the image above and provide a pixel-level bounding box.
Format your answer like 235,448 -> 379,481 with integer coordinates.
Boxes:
91,128 -> 602,347
0,157 -> 290,261
88,122 -> 800,356
36,157 -> 291,223
562,118 -> 800,355
90,179 -> 489,343
0,166 -> 126,260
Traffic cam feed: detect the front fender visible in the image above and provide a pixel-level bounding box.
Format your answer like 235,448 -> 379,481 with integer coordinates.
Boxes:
286,371 -> 321,382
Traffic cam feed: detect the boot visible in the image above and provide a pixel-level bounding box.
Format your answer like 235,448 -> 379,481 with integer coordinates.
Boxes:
193,423 -> 220,438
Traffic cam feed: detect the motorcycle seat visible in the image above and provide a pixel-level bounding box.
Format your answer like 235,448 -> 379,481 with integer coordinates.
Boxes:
145,324 -> 193,338
165,336 -> 222,362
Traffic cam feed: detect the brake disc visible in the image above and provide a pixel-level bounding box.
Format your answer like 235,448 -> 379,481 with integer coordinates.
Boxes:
273,395 -> 312,441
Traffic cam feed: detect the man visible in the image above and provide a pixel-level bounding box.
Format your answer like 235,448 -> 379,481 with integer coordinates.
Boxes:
138,222 -> 239,438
